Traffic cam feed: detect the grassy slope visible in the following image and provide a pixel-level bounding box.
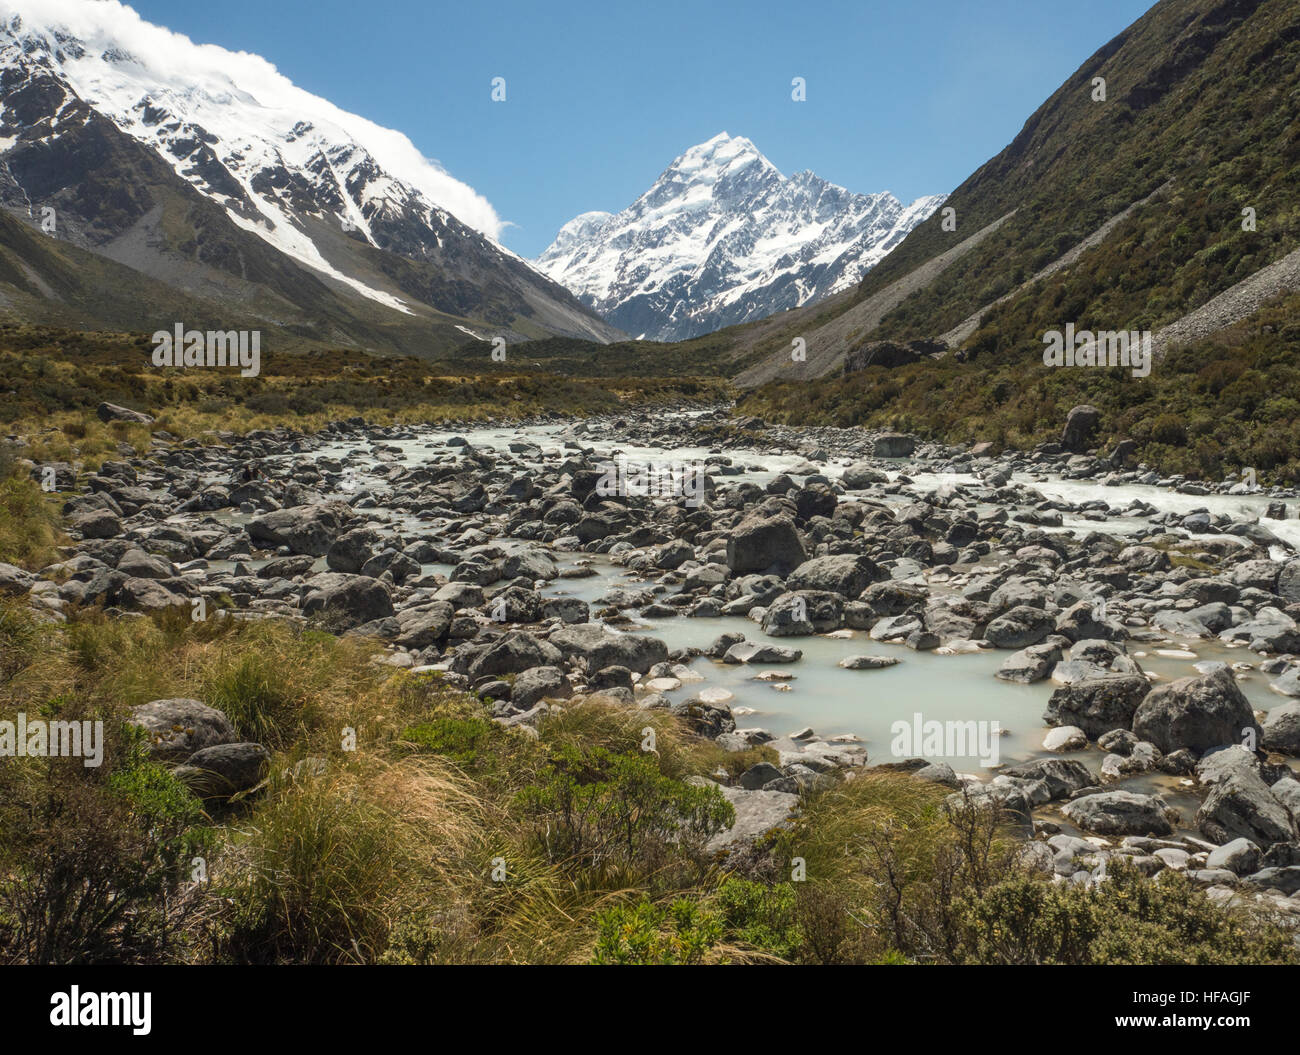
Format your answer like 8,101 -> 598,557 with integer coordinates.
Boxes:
737,290 -> 1300,483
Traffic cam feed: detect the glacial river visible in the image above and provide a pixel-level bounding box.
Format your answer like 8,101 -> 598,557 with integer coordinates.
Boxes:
241,421 -> 1300,782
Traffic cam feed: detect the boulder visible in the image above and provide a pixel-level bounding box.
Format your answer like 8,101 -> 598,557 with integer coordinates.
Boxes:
1205,837 -> 1261,876
394,602 -> 454,649
249,502 -> 351,557
985,605 -> 1057,649
1132,667 -> 1259,754
786,554 -> 880,598
453,631 -> 563,679
1261,702 -> 1300,756
872,433 -> 916,458
0,561 -> 35,596
173,743 -> 270,800
326,527 -> 383,573
301,572 -> 394,628
761,590 -> 843,636
1197,768 -> 1297,845
1062,790 -> 1172,836
997,643 -> 1062,684
1062,405 -> 1100,453
96,401 -> 154,424
549,623 -> 668,675
1002,758 -> 1095,800
511,666 -> 569,709
1043,674 -> 1151,738
723,641 -> 803,664
840,461 -> 889,489
128,698 -> 237,762
725,514 -> 806,574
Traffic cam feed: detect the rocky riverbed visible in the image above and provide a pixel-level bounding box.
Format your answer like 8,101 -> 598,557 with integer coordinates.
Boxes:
10,401 -> 1300,915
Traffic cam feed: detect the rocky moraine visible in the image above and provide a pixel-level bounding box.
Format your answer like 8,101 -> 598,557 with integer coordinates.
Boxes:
10,400 -> 1300,914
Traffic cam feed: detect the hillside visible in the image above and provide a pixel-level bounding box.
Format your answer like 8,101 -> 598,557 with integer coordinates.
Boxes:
732,0 -> 1300,382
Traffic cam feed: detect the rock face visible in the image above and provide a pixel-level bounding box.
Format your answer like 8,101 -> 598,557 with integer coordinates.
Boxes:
725,514 -> 806,575
1062,790 -> 1172,836
1062,405 -> 1100,452
1132,668 -> 1259,754
128,699 -> 237,762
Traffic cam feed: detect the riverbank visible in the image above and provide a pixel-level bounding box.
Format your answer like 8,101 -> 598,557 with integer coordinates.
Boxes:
3,399 -> 1300,963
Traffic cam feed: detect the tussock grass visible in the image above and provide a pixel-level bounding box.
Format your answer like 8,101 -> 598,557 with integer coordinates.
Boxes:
0,456 -> 65,569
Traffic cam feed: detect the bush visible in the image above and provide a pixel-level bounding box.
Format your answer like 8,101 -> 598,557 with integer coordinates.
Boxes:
214,769 -> 411,964
592,897 -> 722,965
0,455 -> 64,569
0,728 -> 204,964
958,860 -> 1298,965
515,743 -> 733,871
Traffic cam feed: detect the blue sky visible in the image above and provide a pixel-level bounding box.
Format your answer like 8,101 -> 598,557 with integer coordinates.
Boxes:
126,0 -> 1154,257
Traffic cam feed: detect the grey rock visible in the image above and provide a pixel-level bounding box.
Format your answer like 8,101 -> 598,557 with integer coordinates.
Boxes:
128,698 -> 237,762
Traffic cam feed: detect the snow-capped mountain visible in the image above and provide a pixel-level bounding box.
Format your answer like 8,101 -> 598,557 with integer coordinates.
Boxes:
536,133 -> 946,341
0,1 -> 621,350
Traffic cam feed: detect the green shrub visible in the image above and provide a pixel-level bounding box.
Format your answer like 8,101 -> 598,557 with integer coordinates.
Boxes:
958,860 -> 1298,965
0,728 -> 204,964
592,897 -> 722,965
402,715 -> 503,771
515,743 -> 733,870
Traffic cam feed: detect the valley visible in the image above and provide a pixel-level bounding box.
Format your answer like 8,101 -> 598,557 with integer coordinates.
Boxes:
2,0 -> 1300,979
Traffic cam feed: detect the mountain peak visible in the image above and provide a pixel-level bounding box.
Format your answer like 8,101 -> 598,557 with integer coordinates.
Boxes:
537,135 -> 945,342
660,132 -> 776,186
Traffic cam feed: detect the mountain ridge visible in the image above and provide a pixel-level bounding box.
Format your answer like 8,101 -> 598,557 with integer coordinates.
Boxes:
0,3 -> 624,353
